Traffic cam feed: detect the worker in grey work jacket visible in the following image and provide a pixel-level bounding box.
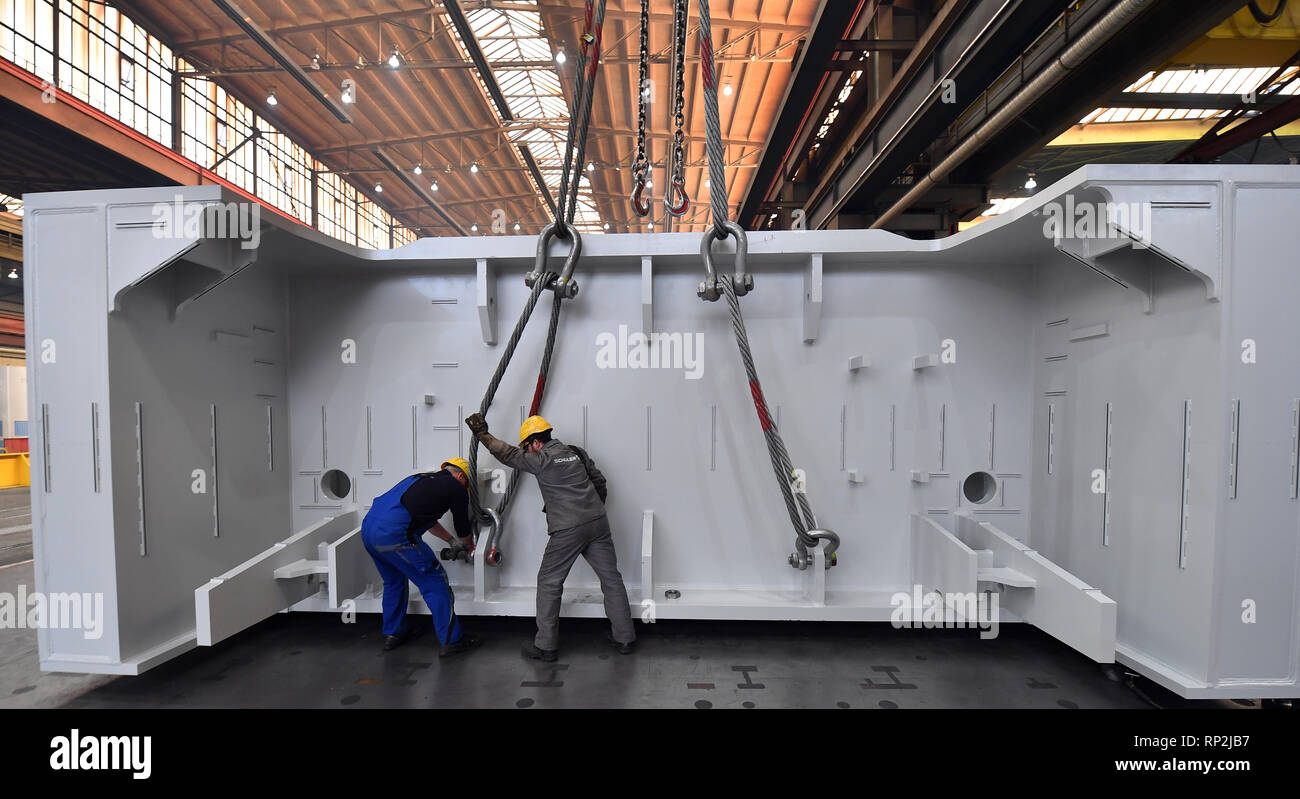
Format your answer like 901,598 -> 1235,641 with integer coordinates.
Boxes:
465,412 -> 637,662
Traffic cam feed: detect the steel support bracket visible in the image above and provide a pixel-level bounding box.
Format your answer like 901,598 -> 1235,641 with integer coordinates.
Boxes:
477,257 -> 497,345
641,255 -> 654,335
641,510 -> 654,606
803,252 -> 823,343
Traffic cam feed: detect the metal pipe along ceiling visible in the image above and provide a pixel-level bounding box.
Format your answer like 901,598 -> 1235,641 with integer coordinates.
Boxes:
870,0 -> 1158,229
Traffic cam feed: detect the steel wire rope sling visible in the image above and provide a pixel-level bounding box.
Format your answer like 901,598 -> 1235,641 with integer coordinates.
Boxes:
693,0 -> 839,570
459,0 -> 608,568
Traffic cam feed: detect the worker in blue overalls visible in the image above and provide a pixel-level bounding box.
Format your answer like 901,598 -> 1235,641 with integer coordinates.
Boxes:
360,458 -> 482,657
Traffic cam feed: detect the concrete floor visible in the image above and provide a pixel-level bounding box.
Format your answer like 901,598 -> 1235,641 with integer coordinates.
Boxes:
24,609 -> 1166,709
0,559 -> 114,707
0,485 -> 1255,710
0,487 -> 32,568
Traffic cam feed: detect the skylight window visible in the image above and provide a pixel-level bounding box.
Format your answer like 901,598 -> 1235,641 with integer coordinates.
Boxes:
1079,66 -> 1300,125
445,2 -> 603,231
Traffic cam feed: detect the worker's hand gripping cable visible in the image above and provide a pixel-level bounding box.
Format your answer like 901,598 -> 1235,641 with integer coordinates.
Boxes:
695,0 -> 839,570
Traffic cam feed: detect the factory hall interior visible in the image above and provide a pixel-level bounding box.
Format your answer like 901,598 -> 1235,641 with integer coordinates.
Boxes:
4,0 -> 1300,724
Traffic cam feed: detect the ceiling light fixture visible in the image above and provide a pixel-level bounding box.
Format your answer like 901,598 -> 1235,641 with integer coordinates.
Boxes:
471,224 -> 479,232
6,268 -> 17,280
413,164 -> 422,175
388,49 -> 401,68
1024,173 -> 1038,190
430,181 -> 439,192
266,89 -> 278,106
723,82 -> 733,97
374,183 -> 383,193
555,50 -> 566,64
470,163 -> 479,174
310,51 -> 321,70
209,0 -> 352,123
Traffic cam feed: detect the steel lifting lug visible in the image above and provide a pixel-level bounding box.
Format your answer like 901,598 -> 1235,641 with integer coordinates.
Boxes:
631,182 -> 651,217
698,220 -> 751,302
665,178 -> 689,217
527,222 -> 582,299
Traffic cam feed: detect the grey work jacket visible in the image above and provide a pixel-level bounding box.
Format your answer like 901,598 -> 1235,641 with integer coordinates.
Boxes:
484,437 -> 607,533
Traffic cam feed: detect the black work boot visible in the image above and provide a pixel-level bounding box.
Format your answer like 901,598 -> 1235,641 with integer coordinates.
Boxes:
439,634 -> 483,659
382,632 -> 409,651
605,631 -> 635,655
521,642 -> 558,662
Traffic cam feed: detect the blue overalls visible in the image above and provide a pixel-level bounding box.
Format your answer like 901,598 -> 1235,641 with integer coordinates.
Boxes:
361,475 -> 463,645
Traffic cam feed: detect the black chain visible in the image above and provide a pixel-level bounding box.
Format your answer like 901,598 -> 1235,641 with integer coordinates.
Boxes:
666,0 -> 689,217
631,0 -> 650,216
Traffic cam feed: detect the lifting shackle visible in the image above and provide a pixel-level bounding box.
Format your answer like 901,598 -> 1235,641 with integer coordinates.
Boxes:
526,222 -> 582,299
697,220 -> 754,301
471,508 -> 503,567
789,528 -> 842,571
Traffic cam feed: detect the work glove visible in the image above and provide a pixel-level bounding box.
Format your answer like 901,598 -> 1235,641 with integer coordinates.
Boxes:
465,412 -> 489,438
442,539 -> 472,562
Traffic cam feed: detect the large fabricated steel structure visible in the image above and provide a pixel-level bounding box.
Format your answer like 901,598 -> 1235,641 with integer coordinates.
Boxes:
22,164 -> 1300,700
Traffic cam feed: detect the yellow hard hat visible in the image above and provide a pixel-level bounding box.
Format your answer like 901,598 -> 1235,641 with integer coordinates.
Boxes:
519,415 -> 553,445
441,457 -> 471,486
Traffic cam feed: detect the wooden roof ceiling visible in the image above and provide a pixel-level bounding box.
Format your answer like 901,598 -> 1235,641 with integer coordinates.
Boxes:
114,0 -> 817,238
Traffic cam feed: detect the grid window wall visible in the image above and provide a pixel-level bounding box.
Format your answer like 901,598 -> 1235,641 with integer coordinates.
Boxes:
0,0 -> 55,82
316,171 -> 358,245
57,0 -> 172,146
3,0 -> 417,248
356,197 -> 390,250
255,118 -> 314,226
179,69 -> 256,195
